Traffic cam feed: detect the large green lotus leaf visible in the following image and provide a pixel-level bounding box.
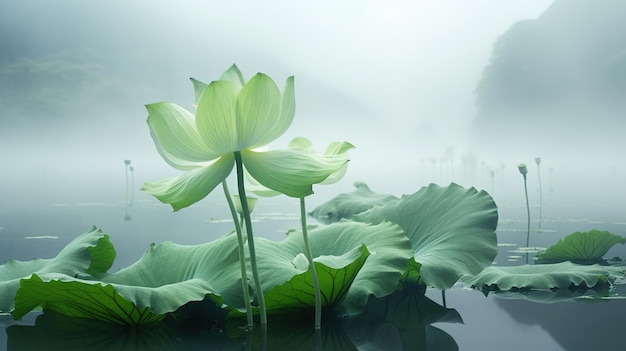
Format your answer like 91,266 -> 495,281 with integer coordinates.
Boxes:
13,234 -> 244,324
253,220 -> 413,316
259,245 -> 370,316
0,226 -> 114,313
462,261 -> 626,291
354,183 -> 498,289
13,221 -> 410,323
537,230 -> 626,263
13,274 -> 164,325
309,181 -> 398,224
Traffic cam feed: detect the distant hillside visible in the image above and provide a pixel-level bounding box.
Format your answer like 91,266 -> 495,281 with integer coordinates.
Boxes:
472,0 -> 626,145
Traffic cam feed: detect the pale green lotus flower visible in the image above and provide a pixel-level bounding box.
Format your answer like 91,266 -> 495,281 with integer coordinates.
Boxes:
142,65 -> 348,210
246,137 -> 354,197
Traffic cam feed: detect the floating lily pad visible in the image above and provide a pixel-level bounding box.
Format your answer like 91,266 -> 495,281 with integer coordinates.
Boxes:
462,261 -> 626,291
537,230 -> 626,264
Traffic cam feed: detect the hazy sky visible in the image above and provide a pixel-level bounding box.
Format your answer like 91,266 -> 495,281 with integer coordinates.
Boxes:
139,0 -> 554,146
122,0 -> 554,183
2,0 -> 565,201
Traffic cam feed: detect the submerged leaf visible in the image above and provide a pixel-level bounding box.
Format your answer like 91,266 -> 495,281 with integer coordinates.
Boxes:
537,230 -> 626,264
0,226 -> 114,313
354,183 -> 498,289
462,261 -> 626,291
309,181 -> 398,224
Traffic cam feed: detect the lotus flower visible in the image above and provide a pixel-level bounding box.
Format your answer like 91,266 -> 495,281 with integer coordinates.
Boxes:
245,137 -> 354,197
142,64 -> 348,210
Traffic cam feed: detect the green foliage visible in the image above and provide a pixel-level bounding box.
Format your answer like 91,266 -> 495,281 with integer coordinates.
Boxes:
354,183 -> 499,289
273,221 -> 412,316
261,245 -> 370,316
462,261 -> 625,291
0,226 -> 114,313
14,274 -> 163,325
8,220 -> 412,324
537,229 -> 626,264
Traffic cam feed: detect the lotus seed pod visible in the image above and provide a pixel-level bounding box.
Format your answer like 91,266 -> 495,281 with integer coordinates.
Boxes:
517,164 -> 528,176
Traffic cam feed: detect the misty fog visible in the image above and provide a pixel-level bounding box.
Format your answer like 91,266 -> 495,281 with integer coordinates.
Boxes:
1,0 -> 625,227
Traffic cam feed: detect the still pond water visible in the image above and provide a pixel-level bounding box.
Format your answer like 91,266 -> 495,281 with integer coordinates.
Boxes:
1,187 -> 625,350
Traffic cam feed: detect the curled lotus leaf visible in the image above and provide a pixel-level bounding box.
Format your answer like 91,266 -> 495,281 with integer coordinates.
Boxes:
354,183 -> 498,289
0,226 -> 114,313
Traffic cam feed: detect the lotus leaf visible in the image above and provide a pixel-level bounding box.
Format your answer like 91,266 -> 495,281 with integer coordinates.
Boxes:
309,181 -> 398,223
0,226 -> 114,313
537,230 -> 626,264
13,234 -> 245,324
259,245 -> 370,316
13,274 -> 164,325
254,220 -> 412,316
463,261 -> 626,291
354,183 -> 498,289
11,220 -> 411,324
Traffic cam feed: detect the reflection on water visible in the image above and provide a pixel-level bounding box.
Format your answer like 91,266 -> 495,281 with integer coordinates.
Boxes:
493,285 -> 626,351
7,286 -> 623,350
4,290 -> 461,351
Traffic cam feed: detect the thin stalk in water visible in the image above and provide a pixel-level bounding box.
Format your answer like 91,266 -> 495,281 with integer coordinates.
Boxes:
124,160 -> 131,201
234,151 -> 267,325
222,181 -> 253,328
300,197 -> 322,329
518,164 -> 531,248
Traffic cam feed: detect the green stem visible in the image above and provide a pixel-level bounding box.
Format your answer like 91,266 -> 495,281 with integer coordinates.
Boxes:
234,151 -> 267,325
300,197 -> 322,329
222,181 -> 253,328
537,164 -> 543,233
523,174 -> 531,248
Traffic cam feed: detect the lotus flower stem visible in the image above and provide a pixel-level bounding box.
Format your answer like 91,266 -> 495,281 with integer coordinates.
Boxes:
518,164 -> 531,247
222,181 -> 253,328
234,151 -> 267,325
441,289 -> 447,308
300,197 -> 322,329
